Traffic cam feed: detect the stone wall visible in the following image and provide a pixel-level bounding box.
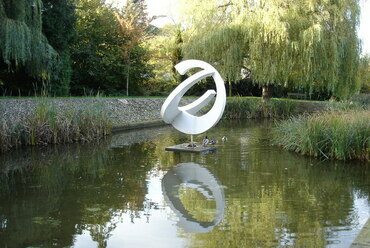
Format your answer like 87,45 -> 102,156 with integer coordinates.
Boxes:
0,97 -> 195,131
0,97 -> 328,132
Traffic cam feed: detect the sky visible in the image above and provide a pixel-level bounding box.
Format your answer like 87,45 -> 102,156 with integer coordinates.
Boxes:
110,0 -> 370,55
359,0 -> 370,55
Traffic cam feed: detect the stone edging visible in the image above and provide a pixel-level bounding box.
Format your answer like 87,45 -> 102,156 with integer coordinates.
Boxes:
0,97 -> 328,132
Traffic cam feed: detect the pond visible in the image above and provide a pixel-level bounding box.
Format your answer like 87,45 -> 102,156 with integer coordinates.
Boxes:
0,120 -> 369,248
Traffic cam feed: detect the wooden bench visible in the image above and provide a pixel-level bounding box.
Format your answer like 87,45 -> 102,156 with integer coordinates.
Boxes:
287,93 -> 307,99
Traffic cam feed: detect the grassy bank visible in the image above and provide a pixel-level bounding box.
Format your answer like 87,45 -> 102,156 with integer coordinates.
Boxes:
273,110 -> 370,161
223,97 -> 300,119
0,101 -> 111,152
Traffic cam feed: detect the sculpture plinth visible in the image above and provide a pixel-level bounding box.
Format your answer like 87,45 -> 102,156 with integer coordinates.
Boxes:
165,143 -> 217,153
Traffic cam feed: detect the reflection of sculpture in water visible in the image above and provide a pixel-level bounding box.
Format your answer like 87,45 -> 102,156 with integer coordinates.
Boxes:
161,162 -> 225,233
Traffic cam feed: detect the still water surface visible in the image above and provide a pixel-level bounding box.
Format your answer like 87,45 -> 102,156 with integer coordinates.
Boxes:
0,120 -> 369,247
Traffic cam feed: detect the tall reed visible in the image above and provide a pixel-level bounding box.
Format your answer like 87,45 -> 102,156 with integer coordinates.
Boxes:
273,110 -> 370,161
0,101 -> 111,152
223,97 -> 297,119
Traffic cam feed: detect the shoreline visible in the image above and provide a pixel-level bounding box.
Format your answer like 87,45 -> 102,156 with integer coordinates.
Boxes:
0,97 -> 335,152
0,97 -> 328,131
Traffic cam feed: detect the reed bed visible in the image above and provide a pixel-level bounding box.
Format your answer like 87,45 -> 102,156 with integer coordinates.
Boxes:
223,97 -> 297,119
0,102 -> 111,152
273,110 -> 370,161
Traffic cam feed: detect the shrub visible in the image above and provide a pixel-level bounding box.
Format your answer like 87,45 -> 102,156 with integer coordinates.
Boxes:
0,102 -> 111,152
273,111 -> 370,161
223,97 -> 297,119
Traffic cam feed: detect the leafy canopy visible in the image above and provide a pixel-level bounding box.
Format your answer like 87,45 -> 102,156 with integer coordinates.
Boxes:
0,0 -> 58,79
178,0 -> 362,99
71,0 -> 152,96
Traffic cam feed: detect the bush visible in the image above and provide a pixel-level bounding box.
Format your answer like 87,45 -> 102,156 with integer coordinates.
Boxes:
223,97 -> 297,119
273,110 -> 370,161
0,102 -> 111,152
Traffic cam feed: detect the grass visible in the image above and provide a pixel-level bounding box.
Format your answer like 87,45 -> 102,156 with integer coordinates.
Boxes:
0,95 -> 168,99
273,110 -> 370,161
2,94 -> 367,158
223,97 -> 298,119
0,101 -> 111,152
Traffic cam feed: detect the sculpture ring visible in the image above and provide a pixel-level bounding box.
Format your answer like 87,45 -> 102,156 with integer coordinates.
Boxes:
162,162 -> 225,233
160,60 -> 226,135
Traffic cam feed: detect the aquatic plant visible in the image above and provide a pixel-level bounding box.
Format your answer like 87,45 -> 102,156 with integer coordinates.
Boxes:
0,101 -> 111,152
223,97 -> 298,119
273,110 -> 370,161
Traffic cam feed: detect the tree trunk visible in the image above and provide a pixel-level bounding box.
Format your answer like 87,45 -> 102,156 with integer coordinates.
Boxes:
126,52 -> 131,96
262,85 -> 270,101
126,64 -> 130,96
228,81 -> 232,97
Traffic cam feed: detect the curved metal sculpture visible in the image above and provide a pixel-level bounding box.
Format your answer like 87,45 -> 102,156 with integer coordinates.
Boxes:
162,162 -> 225,233
161,60 -> 226,135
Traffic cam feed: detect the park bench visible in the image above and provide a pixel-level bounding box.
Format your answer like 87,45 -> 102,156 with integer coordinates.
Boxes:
287,93 -> 307,99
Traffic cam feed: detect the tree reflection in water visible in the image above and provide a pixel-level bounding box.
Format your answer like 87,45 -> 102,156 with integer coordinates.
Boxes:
0,129 -> 166,248
0,120 -> 368,248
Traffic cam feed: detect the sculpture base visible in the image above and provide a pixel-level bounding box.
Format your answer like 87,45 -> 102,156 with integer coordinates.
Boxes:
165,143 -> 217,153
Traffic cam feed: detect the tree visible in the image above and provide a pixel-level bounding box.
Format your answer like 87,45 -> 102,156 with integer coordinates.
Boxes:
0,0 -> 58,95
178,0 -> 362,99
71,0 -> 127,95
71,0 -> 152,96
115,0 -> 153,96
171,26 -> 184,83
145,24 -> 187,96
41,0 -> 76,95
359,55 -> 370,93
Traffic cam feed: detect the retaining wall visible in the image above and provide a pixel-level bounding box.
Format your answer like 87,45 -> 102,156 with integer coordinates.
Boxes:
0,97 -> 190,131
0,97 -> 328,131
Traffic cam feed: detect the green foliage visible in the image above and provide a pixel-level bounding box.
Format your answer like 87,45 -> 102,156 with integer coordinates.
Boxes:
42,0 -> 76,52
273,110 -> 370,160
359,55 -> 370,93
71,0 -> 152,96
325,98 -> 366,112
0,0 -> 76,96
115,0 -> 154,96
0,101 -> 111,151
0,0 -> 58,79
41,0 -> 76,96
184,25 -> 246,82
71,0 -> 125,95
145,24 -> 183,95
351,93 -> 370,106
223,97 -> 297,119
171,26 -> 184,83
178,0 -> 362,99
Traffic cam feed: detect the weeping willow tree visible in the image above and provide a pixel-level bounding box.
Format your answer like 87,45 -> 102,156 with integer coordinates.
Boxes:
0,0 -> 57,81
178,0 -> 361,99
183,25 -> 247,96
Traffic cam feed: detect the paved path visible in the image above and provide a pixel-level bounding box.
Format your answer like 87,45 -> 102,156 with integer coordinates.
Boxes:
351,218 -> 370,247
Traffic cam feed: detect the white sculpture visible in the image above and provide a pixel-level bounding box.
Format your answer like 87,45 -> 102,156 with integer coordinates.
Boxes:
161,60 -> 226,135
162,162 -> 225,233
